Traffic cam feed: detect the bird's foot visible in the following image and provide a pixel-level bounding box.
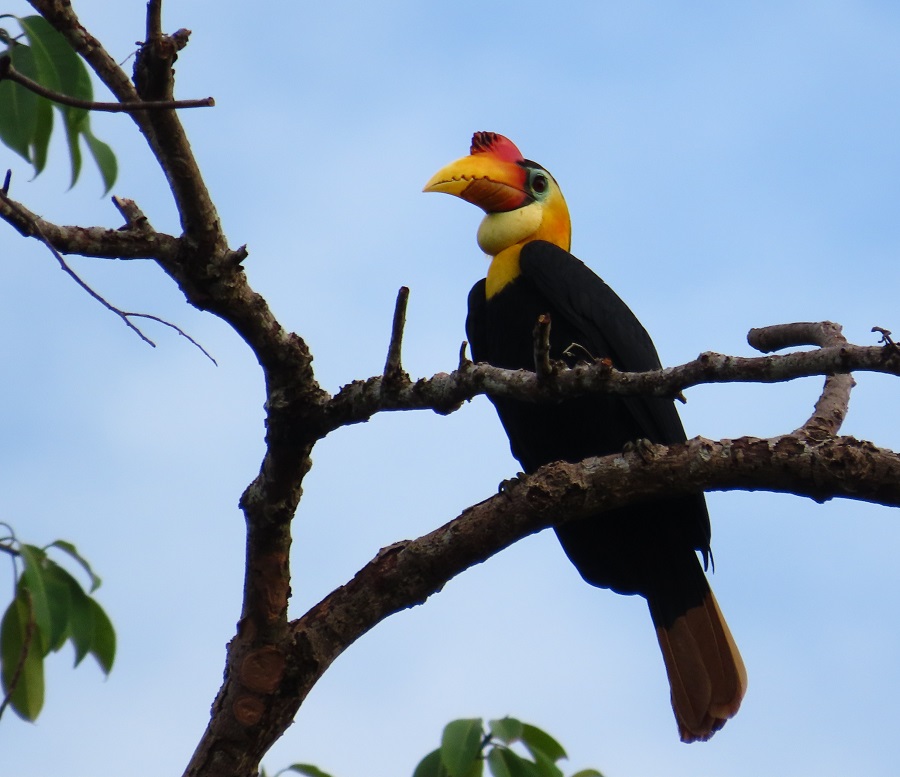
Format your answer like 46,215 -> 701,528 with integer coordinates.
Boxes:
624,437 -> 661,462
498,472 -> 527,495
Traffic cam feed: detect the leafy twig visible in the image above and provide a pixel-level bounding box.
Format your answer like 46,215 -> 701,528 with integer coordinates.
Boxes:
0,54 -> 214,112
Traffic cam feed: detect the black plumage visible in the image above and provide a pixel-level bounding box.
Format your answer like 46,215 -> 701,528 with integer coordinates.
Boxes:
466,240 -> 712,624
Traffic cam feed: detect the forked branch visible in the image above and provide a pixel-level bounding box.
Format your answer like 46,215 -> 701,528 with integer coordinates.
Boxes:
749,321 -> 854,436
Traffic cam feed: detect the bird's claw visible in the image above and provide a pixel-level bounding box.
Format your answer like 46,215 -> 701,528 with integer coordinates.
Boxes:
624,437 -> 659,462
498,472 -> 527,495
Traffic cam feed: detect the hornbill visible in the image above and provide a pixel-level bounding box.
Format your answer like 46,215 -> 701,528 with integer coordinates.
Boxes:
424,132 -> 746,742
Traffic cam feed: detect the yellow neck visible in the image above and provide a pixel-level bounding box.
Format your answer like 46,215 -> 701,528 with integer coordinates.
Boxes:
479,181 -> 572,299
482,206 -> 571,298
485,244 -> 523,299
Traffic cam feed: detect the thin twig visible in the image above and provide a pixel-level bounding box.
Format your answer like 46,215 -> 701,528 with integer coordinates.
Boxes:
0,55 -> 213,112
126,313 -> 217,365
383,286 -> 409,383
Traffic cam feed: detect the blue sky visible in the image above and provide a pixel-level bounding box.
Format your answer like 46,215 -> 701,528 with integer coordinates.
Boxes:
3,1 -> 900,775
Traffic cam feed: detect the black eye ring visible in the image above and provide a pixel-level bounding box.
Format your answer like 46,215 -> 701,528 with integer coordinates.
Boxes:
531,173 -> 548,194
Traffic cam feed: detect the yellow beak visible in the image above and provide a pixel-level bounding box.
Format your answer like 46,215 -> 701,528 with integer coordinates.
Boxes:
423,153 -> 530,213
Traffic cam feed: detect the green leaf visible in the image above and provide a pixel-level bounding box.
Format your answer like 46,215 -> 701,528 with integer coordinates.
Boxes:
19,544 -> 51,654
520,725 -> 567,764
18,16 -> 90,98
40,560 -> 73,653
86,596 -> 115,674
83,126 -> 117,195
0,587 -> 45,720
47,540 -> 102,592
276,765 -> 336,777
468,756 -> 484,777
64,572 -> 94,666
441,718 -> 484,777
528,749 -> 563,777
487,749 -> 541,777
13,42 -> 54,173
18,16 -> 65,92
487,749 -> 513,777
0,44 -> 39,161
414,749 -> 450,777
570,770 -> 605,777
15,15 -> 117,191
30,91 -> 53,174
489,717 -> 523,745
15,16 -> 80,176
63,104 -> 86,188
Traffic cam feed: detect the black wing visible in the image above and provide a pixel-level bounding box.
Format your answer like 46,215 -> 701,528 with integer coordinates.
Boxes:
467,241 -> 711,588
466,277 -> 488,365
519,240 -> 687,445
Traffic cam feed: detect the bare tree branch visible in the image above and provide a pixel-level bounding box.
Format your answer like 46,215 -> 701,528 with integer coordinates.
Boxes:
0,179 -> 179,259
291,430 -> 900,682
319,324 -> 900,437
185,430 -> 900,775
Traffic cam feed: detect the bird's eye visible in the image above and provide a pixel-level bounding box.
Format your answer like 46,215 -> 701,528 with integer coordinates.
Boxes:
531,173 -> 549,194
